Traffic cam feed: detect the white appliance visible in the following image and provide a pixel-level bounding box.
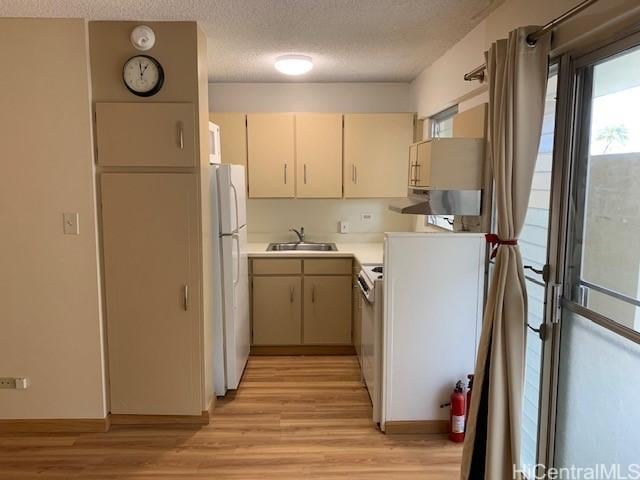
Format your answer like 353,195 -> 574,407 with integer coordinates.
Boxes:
209,122 -> 221,165
356,264 -> 384,424
211,164 -> 250,395
380,232 -> 485,431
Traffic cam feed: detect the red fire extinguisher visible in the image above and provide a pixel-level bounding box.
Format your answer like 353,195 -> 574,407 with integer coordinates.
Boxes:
466,374 -> 474,430
440,380 -> 466,443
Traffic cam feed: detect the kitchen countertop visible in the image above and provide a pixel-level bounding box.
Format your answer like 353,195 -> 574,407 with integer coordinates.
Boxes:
247,242 -> 383,265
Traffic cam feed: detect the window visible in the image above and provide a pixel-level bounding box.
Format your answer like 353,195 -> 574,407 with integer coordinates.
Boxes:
554,42 -> 640,472
427,105 -> 459,230
430,104 -> 458,139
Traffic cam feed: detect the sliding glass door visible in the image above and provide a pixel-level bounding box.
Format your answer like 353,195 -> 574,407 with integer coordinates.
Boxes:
545,34 -> 640,475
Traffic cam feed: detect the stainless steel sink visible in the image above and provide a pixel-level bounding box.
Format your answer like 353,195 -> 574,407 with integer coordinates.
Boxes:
267,242 -> 338,252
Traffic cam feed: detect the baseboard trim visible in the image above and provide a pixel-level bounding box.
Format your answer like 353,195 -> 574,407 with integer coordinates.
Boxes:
251,345 -> 356,355
384,420 -> 449,435
109,412 -> 210,426
0,417 -> 110,433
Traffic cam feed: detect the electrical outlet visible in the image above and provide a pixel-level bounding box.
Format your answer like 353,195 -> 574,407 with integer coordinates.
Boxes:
0,377 -> 28,389
0,377 -> 17,389
360,213 -> 373,222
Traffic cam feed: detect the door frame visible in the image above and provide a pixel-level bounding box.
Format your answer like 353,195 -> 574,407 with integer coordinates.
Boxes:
537,28 -> 640,474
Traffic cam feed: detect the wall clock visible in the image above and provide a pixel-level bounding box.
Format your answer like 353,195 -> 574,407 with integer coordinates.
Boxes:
122,55 -> 164,97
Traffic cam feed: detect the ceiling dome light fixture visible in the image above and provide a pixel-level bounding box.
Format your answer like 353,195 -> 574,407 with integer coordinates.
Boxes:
274,54 -> 313,76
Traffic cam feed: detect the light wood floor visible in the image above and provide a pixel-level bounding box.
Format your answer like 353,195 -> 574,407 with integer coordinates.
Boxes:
0,356 -> 462,479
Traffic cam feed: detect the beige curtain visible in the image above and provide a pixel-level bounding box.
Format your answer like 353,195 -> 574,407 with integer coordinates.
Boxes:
461,27 -> 551,480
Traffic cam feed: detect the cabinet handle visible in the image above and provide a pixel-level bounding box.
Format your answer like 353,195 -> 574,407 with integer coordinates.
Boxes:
304,164 -> 307,184
284,164 -> 287,184
183,284 -> 189,311
351,164 -> 355,183
289,286 -> 294,303
177,122 -> 184,150
312,285 -> 316,303
354,165 -> 358,184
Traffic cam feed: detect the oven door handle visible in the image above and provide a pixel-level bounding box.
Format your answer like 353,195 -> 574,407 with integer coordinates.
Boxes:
357,275 -> 375,303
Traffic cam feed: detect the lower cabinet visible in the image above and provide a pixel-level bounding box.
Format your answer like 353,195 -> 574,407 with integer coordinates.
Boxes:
251,258 -> 352,346
252,276 -> 301,345
303,276 -> 352,344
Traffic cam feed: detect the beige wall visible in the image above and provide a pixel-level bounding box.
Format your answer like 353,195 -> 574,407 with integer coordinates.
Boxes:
0,18 -> 106,419
247,199 -> 415,243
209,82 -> 412,113
410,0 -> 640,119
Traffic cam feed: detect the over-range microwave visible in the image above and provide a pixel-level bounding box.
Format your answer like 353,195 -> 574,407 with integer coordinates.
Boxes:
209,122 -> 221,164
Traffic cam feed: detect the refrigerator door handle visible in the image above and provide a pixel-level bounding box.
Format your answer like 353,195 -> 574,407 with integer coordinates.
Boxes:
230,181 -> 240,232
233,233 -> 240,286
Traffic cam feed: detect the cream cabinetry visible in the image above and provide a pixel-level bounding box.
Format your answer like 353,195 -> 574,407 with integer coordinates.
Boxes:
344,113 -> 414,198
408,138 -> 485,189
250,258 -> 352,346
295,114 -> 343,198
252,276 -> 302,345
209,112 -> 247,167
303,276 -> 352,344
246,113 -> 295,198
96,103 -> 196,167
101,173 -> 202,415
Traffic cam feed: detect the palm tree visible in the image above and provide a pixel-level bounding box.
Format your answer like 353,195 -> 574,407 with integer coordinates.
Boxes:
596,125 -> 629,154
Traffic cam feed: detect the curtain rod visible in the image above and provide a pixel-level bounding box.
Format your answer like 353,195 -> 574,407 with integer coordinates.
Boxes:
463,0 -> 600,82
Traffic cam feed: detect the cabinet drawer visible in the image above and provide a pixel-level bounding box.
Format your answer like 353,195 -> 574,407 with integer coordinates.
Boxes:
304,258 -> 352,275
252,258 -> 302,275
96,102 -> 195,167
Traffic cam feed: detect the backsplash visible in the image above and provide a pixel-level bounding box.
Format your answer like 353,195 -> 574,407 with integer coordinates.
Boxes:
247,198 -> 416,243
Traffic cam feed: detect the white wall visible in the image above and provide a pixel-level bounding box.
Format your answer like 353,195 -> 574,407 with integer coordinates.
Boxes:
209,82 -> 412,113
410,0 -> 639,118
0,18 -> 106,419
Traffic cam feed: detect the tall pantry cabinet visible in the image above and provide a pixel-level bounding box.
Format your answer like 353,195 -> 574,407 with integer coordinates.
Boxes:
89,21 -> 215,420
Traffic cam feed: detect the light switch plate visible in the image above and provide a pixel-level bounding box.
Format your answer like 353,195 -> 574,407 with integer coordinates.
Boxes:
339,220 -> 350,234
360,213 -> 373,222
63,212 -> 79,235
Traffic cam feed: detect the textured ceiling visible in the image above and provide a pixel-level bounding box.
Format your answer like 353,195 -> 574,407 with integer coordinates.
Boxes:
0,0 -> 502,82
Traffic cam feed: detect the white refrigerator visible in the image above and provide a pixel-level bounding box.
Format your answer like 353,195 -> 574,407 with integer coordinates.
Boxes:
211,164 -> 250,396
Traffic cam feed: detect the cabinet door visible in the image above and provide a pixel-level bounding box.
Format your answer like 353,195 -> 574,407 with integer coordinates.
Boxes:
343,113 -> 414,198
252,276 -> 301,345
209,112 -> 247,167
408,143 -> 418,187
101,173 -> 201,415
295,114 -> 343,198
96,103 -> 195,167
414,141 -> 432,187
303,276 -> 352,345
246,113 -> 295,198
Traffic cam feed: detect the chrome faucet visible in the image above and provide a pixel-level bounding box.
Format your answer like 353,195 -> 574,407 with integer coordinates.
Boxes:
289,227 -> 305,242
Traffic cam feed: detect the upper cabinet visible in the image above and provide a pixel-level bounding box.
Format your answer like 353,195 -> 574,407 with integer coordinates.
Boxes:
209,112 -> 247,167
343,113 -> 414,198
246,113 -> 295,198
409,138 -> 484,189
95,102 -> 196,167
213,111 -> 416,198
295,114 -> 343,198
452,103 -> 487,138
